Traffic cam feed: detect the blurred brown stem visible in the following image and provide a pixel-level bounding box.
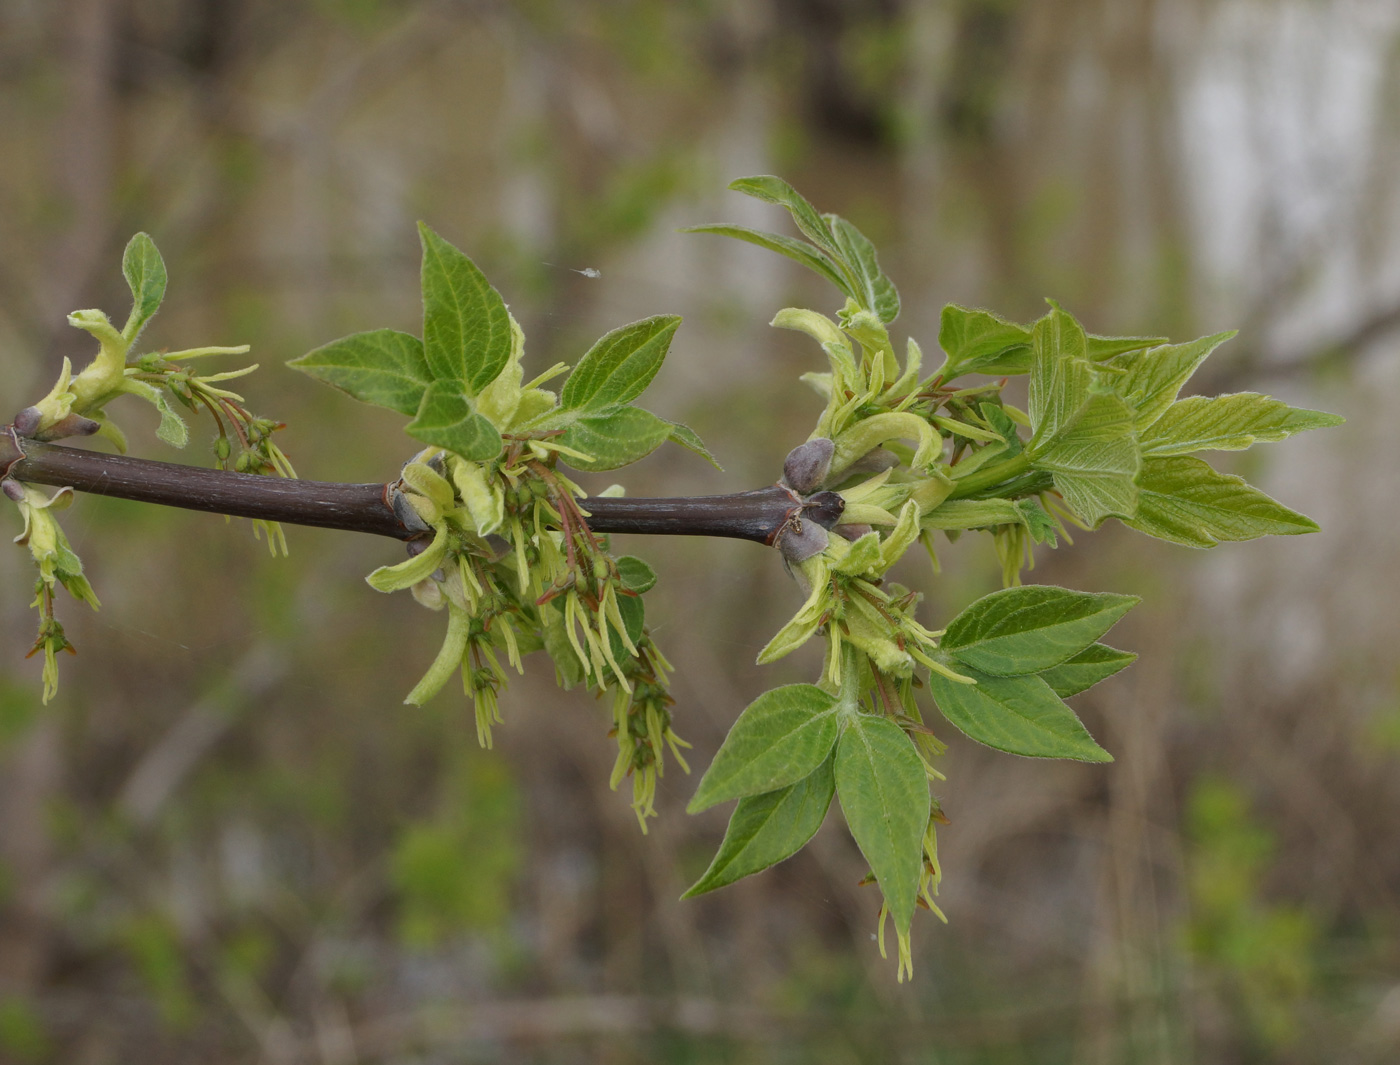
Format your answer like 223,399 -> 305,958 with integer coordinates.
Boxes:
0,433 -> 818,546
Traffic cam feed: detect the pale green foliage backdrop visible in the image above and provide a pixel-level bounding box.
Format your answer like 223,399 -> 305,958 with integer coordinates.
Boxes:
0,1 -> 1396,1062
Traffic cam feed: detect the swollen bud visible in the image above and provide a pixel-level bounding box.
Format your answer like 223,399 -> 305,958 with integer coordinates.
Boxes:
34,413 -> 101,441
12,407 -> 41,437
782,438 -> 835,495
3,478 -> 24,502
776,519 -> 828,563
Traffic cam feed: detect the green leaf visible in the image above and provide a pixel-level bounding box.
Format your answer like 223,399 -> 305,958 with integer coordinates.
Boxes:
680,223 -> 849,294
1084,334 -> 1167,361
288,329 -> 431,416
405,380 -> 503,461
1030,391 -> 1141,525
666,421 -> 722,470
562,315 -> 682,411
153,392 -> 188,448
940,585 -> 1139,676
418,222 -> 513,394
928,665 -> 1113,762
1038,643 -> 1137,698
687,684 -> 841,813
727,175 -> 845,261
615,555 -> 657,594
834,715 -> 929,937
826,215 -> 900,323
1107,331 -> 1235,430
938,305 -> 1033,376
1028,305 -> 1093,447
682,755 -> 836,898
560,405 -> 673,472
1124,455 -> 1320,547
1141,393 -> 1346,456
121,232 -> 167,342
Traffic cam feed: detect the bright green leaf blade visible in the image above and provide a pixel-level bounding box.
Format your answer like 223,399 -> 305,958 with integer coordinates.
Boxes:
680,223 -> 849,294
941,585 -> 1139,676
1038,643 -> 1137,698
1108,331 -> 1235,430
121,232 -> 168,342
687,684 -> 840,813
938,305 -> 1033,377
682,755 -> 836,898
666,420 -> 723,470
614,555 -> 657,595
1035,439 -> 1141,528
1141,393 -> 1346,456
418,222 -> 513,394
153,392 -> 188,448
727,175 -> 846,261
560,405 -> 673,472
1124,455 -> 1320,548
928,666 -> 1113,762
834,715 -> 929,937
1028,305 -> 1092,447
288,329 -> 431,416
561,315 -> 682,412
406,380 -> 503,460
1084,334 -> 1167,361
826,215 -> 900,323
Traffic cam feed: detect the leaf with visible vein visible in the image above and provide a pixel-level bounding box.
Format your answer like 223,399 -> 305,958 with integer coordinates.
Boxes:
418,222 -> 513,394
928,665 -> 1113,762
289,329 -> 431,415
1141,393 -> 1345,456
1038,643 -> 1137,698
562,315 -> 681,412
560,405 -> 674,471
727,175 -> 846,262
940,585 -> 1139,676
938,305 -> 1033,376
1107,331 -> 1234,430
666,421 -> 723,470
683,755 -> 835,898
1124,455 -> 1319,547
835,715 -> 929,938
688,685 -> 841,813
406,380 -> 503,461
122,232 -> 167,342
826,214 -> 900,323
680,223 -> 849,295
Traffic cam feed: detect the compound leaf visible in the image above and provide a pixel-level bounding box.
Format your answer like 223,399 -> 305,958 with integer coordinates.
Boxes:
1124,455 -> 1319,547
1141,393 -> 1345,456
928,665 -> 1113,762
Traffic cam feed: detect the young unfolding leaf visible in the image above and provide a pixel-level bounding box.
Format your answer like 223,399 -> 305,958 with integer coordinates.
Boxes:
938,305 -> 1033,377
418,222 -> 513,394
927,665 -> 1113,762
727,175 -> 846,262
687,684 -> 841,813
1084,333 -> 1166,361
835,715 -> 929,939
679,223 -> 849,294
1106,331 -> 1235,430
1124,455 -> 1319,547
121,232 -> 167,343
940,585 -> 1139,676
560,405 -> 673,471
1037,643 -> 1137,699
406,381 -> 503,461
288,329 -> 431,416
614,556 -> 657,594
826,215 -> 900,324
667,421 -> 722,470
682,754 -> 836,898
1031,433 -> 1141,527
561,315 -> 681,412
1140,393 -> 1345,456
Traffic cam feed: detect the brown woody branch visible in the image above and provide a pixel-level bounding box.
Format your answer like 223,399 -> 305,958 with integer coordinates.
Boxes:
0,430 -> 837,546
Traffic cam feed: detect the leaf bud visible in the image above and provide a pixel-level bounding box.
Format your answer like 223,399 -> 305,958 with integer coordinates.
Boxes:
782,438 -> 835,494
3,478 -> 24,502
803,490 -> 845,529
13,407 -> 41,437
776,519 -> 828,564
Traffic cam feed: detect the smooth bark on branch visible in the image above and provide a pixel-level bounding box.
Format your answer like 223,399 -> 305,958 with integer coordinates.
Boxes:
1,432 -> 840,546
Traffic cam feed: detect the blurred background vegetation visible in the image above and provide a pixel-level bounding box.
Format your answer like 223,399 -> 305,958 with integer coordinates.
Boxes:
0,0 -> 1397,1061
